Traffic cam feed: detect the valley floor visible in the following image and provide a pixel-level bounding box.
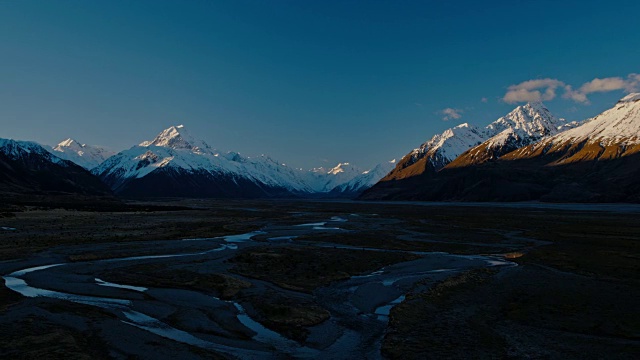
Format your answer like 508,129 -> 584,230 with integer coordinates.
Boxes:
0,199 -> 638,359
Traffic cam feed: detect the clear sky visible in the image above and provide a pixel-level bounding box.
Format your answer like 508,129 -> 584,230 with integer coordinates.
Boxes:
2,0 -> 639,169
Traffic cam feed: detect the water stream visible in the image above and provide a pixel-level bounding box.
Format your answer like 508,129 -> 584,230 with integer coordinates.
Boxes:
2,216 -> 515,359
2,233 -> 280,359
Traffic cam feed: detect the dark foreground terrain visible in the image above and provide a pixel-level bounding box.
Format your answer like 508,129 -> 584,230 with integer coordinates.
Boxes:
0,199 -> 638,359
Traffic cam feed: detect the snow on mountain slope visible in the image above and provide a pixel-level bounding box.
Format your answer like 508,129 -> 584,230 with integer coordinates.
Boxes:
383,123 -> 486,180
332,160 -> 396,194
549,93 -> 640,145
505,93 -> 640,163
93,125 -> 325,195
484,102 -> 566,138
93,125 -> 390,197
0,138 -> 68,166
47,138 -> 115,170
385,102 -> 572,179
139,124 -> 213,152
363,94 -> 640,203
238,154 -> 316,193
0,137 -> 110,195
412,123 -> 486,168
94,144 -> 231,188
304,162 -> 363,192
447,102 -> 577,167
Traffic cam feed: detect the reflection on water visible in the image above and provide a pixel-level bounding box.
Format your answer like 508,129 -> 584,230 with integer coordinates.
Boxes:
313,226 -> 342,230
121,309 -> 269,359
222,231 -> 265,243
181,231 -> 264,243
95,278 -> 147,292
3,275 -> 131,308
295,222 -> 327,227
234,303 -> 301,350
9,264 -> 63,277
267,236 -> 298,242
1,234 -> 316,358
375,295 -> 406,319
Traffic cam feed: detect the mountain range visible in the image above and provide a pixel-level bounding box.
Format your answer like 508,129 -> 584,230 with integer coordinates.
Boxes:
383,102 -> 577,181
362,93 -> 640,202
91,125 -> 394,197
2,93 -> 640,202
0,139 -> 110,197
0,125 -> 394,198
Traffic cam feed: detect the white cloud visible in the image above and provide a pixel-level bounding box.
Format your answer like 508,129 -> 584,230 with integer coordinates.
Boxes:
624,73 -> 640,92
581,77 -> 627,93
503,78 -> 565,104
481,97 -> 488,103
562,74 -> 640,104
562,85 -> 589,103
440,108 -> 463,121
505,73 -> 640,105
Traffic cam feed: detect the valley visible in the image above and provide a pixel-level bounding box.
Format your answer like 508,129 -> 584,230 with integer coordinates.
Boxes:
1,199 -> 638,359
3,2 -> 640,359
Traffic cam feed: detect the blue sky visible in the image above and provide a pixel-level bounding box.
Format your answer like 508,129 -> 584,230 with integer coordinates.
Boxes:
1,0 -> 639,169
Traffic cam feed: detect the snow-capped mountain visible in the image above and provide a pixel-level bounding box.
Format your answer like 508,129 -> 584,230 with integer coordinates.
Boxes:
384,123 -> 486,181
1,138 -> 67,166
139,124 -> 213,152
484,102 -> 566,138
384,102 -> 571,180
0,138 -> 110,195
446,102 -> 576,168
304,162 -> 363,193
362,94 -> 640,202
93,125 -> 321,197
505,93 -> 640,164
47,138 -> 115,170
93,124 -> 388,197
228,153 -> 317,193
331,160 -> 396,195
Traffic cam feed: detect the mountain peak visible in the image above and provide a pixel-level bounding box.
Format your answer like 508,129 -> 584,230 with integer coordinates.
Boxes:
140,125 -> 212,152
488,101 -> 562,137
49,138 -> 115,170
328,162 -> 360,175
520,101 -> 551,114
55,138 -> 83,150
328,163 -> 348,175
511,101 -> 549,116
59,138 -> 78,145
